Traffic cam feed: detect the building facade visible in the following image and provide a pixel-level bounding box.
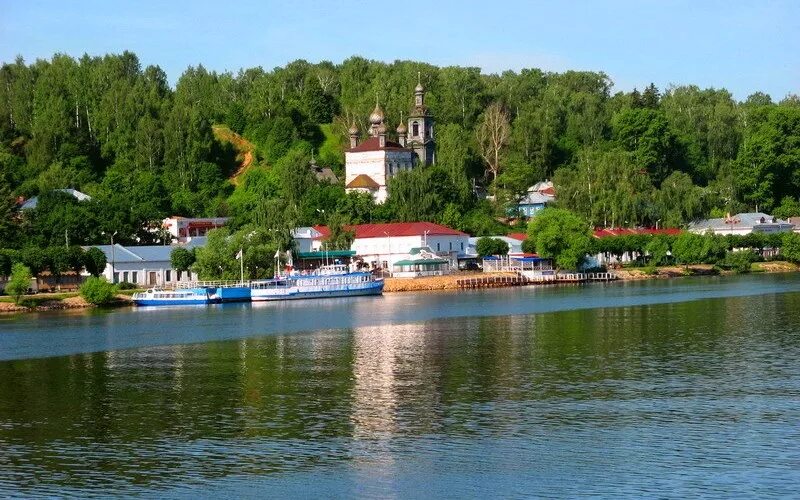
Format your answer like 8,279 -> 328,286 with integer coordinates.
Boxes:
313,222 -> 468,272
89,242 -> 204,286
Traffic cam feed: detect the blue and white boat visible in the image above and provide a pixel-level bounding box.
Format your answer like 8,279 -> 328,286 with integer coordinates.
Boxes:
250,265 -> 383,301
132,287 -> 220,306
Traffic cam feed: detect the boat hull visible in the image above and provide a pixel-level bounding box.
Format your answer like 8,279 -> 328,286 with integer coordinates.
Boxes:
214,286 -> 251,303
133,298 -> 214,306
132,287 -> 219,306
251,281 -> 384,301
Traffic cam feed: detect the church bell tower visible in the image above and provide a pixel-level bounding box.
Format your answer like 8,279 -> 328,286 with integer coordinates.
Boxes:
407,72 -> 435,166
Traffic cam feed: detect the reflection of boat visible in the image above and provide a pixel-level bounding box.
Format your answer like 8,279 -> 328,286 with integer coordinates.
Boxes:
250,265 -> 384,301
132,287 -> 219,306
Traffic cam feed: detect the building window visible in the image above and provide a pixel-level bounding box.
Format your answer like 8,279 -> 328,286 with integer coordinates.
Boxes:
177,270 -> 182,282
166,270 -> 172,282
113,272 -> 119,284
412,121 -> 419,137
449,242 -> 452,251
382,260 -> 388,270
460,242 -> 464,251
123,271 -> 129,283
437,243 -> 441,251
131,272 -> 138,284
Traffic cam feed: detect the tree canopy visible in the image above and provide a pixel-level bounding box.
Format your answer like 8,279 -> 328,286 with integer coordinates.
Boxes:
1,51 -> 799,253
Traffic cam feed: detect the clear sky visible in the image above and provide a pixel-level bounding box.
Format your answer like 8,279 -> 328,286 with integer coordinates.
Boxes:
1,0 -> 798,100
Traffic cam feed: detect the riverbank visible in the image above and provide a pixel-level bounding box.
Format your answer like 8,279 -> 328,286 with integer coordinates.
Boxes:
2,262 -> 798,312
0,293 -> 133,313
615,261 -> 799,280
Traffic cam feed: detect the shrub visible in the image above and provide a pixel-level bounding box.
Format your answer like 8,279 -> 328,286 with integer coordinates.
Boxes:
4,263 -> 32,304
79,276 -> 118,305
717,250 -> 757,274
117,281 -> 137,290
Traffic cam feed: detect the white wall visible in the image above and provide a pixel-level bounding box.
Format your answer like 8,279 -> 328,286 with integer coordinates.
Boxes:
345,151 -> 387,187
102,261 -> 195,286
351,234 -> 469,269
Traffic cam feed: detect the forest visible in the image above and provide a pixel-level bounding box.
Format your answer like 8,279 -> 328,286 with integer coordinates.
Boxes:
1,51 -> 800,251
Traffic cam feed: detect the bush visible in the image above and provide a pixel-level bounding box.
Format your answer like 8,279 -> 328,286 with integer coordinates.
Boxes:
4,263 -> 32,304
79,276 -> 118,305
117,281 -> 138,290
717,250 -> 757,274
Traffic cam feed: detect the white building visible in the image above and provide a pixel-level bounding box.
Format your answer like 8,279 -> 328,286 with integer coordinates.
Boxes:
162,216 -> 229,243
89,242 -> 204,286
688,213 -> 794,236
292,226 -> 324,253
313,222 -> 469,272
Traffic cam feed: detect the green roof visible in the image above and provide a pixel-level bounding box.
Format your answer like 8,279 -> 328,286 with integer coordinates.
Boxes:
393,258 -> 448,266
298,250 -> 356,258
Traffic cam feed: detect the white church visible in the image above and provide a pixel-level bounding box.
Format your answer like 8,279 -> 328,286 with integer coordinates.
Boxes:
345,78 -> 435,203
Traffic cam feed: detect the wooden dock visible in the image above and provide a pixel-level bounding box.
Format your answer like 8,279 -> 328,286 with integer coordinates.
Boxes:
456,272 -> 616,290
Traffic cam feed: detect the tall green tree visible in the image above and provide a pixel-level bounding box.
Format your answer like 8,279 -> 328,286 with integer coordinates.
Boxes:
524,208 -> 592,270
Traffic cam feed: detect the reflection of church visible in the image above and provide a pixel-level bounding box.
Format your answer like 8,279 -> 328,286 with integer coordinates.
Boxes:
345,78 -> 435,203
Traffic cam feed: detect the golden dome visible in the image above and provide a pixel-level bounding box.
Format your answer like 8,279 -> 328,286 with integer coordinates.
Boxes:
369,103 -> 385,125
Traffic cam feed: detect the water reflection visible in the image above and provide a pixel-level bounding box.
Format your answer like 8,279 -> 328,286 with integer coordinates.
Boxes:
0,288 -> 800,496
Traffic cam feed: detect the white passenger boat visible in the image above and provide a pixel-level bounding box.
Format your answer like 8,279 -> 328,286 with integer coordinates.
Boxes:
132,287 -> 220,306
250,265 -> 384,301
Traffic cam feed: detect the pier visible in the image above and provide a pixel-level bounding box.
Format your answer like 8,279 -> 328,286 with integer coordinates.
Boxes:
456,271 -> 617,290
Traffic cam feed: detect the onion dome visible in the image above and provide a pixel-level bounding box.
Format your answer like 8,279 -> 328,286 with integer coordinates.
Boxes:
348,122 -> 359,135
369,103 -> 385,125
396,121 -> 407,134
415,81 -> 424,93
376,123 -> 387,135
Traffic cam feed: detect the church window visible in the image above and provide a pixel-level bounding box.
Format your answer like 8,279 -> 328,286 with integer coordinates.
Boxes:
412,121 -> 419,137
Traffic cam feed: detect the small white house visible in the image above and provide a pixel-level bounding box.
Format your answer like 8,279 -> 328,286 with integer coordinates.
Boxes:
162,216 -> 229,243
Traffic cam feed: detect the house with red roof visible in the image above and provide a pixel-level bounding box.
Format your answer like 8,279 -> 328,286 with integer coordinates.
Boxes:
590,227 -> 682,266
312,221 -> 469,274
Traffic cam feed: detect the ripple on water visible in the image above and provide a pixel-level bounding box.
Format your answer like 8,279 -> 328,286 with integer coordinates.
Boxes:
1,281 -> 800,497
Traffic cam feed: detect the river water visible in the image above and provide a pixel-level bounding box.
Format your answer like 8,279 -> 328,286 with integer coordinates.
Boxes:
1,274 -> 799,497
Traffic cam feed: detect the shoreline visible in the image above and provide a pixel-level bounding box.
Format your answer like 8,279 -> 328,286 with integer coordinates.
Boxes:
2,262 -> 797,314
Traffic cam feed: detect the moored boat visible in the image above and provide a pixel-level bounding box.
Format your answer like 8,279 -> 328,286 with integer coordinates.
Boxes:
132,287 -> 219,306
250,265 -> 383,301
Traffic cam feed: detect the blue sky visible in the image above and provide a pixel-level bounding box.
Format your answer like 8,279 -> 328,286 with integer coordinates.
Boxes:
1,0 -> 798,100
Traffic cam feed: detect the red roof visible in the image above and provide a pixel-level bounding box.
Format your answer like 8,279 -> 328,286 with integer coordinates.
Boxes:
539,187 -> 556,196
593,227 -> 682,238
347,136 -> 410,153
507,232 -> 528,242
314,222 -> 467,240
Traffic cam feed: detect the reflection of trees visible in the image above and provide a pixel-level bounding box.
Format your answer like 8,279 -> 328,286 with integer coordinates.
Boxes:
2,291 -> 798,493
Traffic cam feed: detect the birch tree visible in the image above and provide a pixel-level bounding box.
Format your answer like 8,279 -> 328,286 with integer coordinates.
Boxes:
476,102 -> 510,194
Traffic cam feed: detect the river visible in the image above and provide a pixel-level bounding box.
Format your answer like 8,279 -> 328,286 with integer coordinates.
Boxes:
1,274 -> 799,497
